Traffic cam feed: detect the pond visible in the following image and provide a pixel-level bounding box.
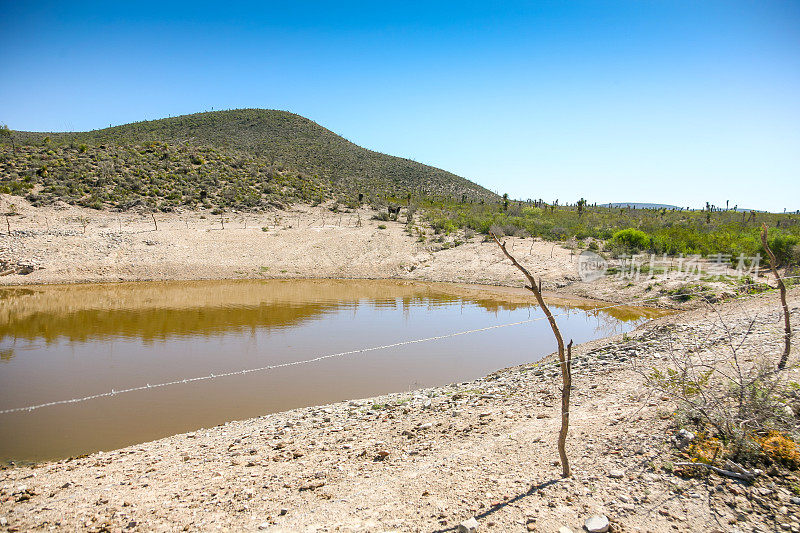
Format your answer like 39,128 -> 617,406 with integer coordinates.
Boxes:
0,279 -> 665,463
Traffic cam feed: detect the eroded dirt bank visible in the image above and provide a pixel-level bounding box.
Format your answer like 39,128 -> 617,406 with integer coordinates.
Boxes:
0,197 -> 748,309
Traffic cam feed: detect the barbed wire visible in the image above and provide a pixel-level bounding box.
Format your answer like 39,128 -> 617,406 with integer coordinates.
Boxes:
1,275 -> 797,415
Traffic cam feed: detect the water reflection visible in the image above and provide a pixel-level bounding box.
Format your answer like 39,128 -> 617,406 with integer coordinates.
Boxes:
0,279 -> 664,462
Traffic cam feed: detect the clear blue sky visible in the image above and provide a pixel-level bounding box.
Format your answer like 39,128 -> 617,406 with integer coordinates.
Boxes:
1,1 -> 798,211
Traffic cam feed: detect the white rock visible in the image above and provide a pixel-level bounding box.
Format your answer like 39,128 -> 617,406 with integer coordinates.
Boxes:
608,469 -> 625,479
584,514 -> 610,533
457,517 -> 478,532
558,527 -> 574,533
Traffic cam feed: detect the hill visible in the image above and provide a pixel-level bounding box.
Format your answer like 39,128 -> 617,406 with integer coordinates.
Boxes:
0,109 -> 497,211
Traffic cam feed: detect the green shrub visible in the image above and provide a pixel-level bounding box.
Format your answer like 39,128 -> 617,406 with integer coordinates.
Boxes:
611,228 -> 651,251
761,233 -> 800,266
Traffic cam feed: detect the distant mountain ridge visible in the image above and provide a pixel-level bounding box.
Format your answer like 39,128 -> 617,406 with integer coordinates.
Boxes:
7,109 -> 496,209
600,202 -> 768,212
600,202 -> 681,210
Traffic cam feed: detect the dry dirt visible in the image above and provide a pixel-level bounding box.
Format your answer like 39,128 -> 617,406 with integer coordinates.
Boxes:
0,195 -> 744,309
1,196 -> 798,532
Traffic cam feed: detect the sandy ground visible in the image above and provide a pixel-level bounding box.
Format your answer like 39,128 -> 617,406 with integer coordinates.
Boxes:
1,196 -> 798,532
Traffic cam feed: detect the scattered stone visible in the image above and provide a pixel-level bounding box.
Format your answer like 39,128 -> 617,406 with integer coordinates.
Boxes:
608,469 -> 625,479
298,480 -> 325,491
675,429 -> 695,450
584,514 -> 610,533
457,516 -> 478,532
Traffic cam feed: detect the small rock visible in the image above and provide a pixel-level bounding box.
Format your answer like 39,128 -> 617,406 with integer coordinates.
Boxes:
791,497 -> 800,505
457,516 -> 478,532
584,514 -> 610,533
418,423 -> 433,430
258,522 -> 270,530
558,527 -> 574,533
298,480 -> 325,491
675,429 -> 695,450
0,517 -> 7,527
608,469 -> 625,479
279,508 -> 288,516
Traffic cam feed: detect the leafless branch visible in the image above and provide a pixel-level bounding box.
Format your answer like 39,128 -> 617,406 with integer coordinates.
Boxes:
761,223 -> 792,369
491,232 -> 572,477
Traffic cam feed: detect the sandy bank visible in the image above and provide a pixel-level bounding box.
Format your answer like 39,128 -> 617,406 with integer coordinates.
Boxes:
0,196 -> 741,310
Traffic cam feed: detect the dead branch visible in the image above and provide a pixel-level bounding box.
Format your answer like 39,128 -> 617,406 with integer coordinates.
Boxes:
491,232 -> 572,477
761,224 -> 791,369
674,461 -> 756,482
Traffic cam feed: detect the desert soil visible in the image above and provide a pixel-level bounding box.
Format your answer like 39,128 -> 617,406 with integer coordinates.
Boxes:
1,196 -> 798,532
0,196 -> 746,309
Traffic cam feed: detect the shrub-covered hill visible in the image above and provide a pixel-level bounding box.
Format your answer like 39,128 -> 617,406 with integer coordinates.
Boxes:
0,109 -> 497,211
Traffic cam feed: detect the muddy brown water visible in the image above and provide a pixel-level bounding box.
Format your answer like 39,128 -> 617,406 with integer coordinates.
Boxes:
0,279 -> 666,463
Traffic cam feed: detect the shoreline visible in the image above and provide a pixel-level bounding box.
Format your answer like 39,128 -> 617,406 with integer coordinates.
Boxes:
0,195 -> 746,311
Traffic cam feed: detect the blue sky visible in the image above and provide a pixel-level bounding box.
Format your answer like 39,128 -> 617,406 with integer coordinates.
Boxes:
1,1 -> 798,211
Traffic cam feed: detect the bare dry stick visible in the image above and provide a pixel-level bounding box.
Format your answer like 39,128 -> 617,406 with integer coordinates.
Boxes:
673,462 -> 755,482
761,224 -> 791,369
5,215 -> 9,234
151,214 -> 158,231
492,232 -> 572,477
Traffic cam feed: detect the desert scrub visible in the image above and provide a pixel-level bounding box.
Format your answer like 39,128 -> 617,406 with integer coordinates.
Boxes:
645,314 -> 800,470
416,196 -> 800,263
610,228 -> 651,253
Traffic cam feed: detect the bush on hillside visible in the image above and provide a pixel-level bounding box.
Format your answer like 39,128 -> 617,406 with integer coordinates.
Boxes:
610,228 -> 651,252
